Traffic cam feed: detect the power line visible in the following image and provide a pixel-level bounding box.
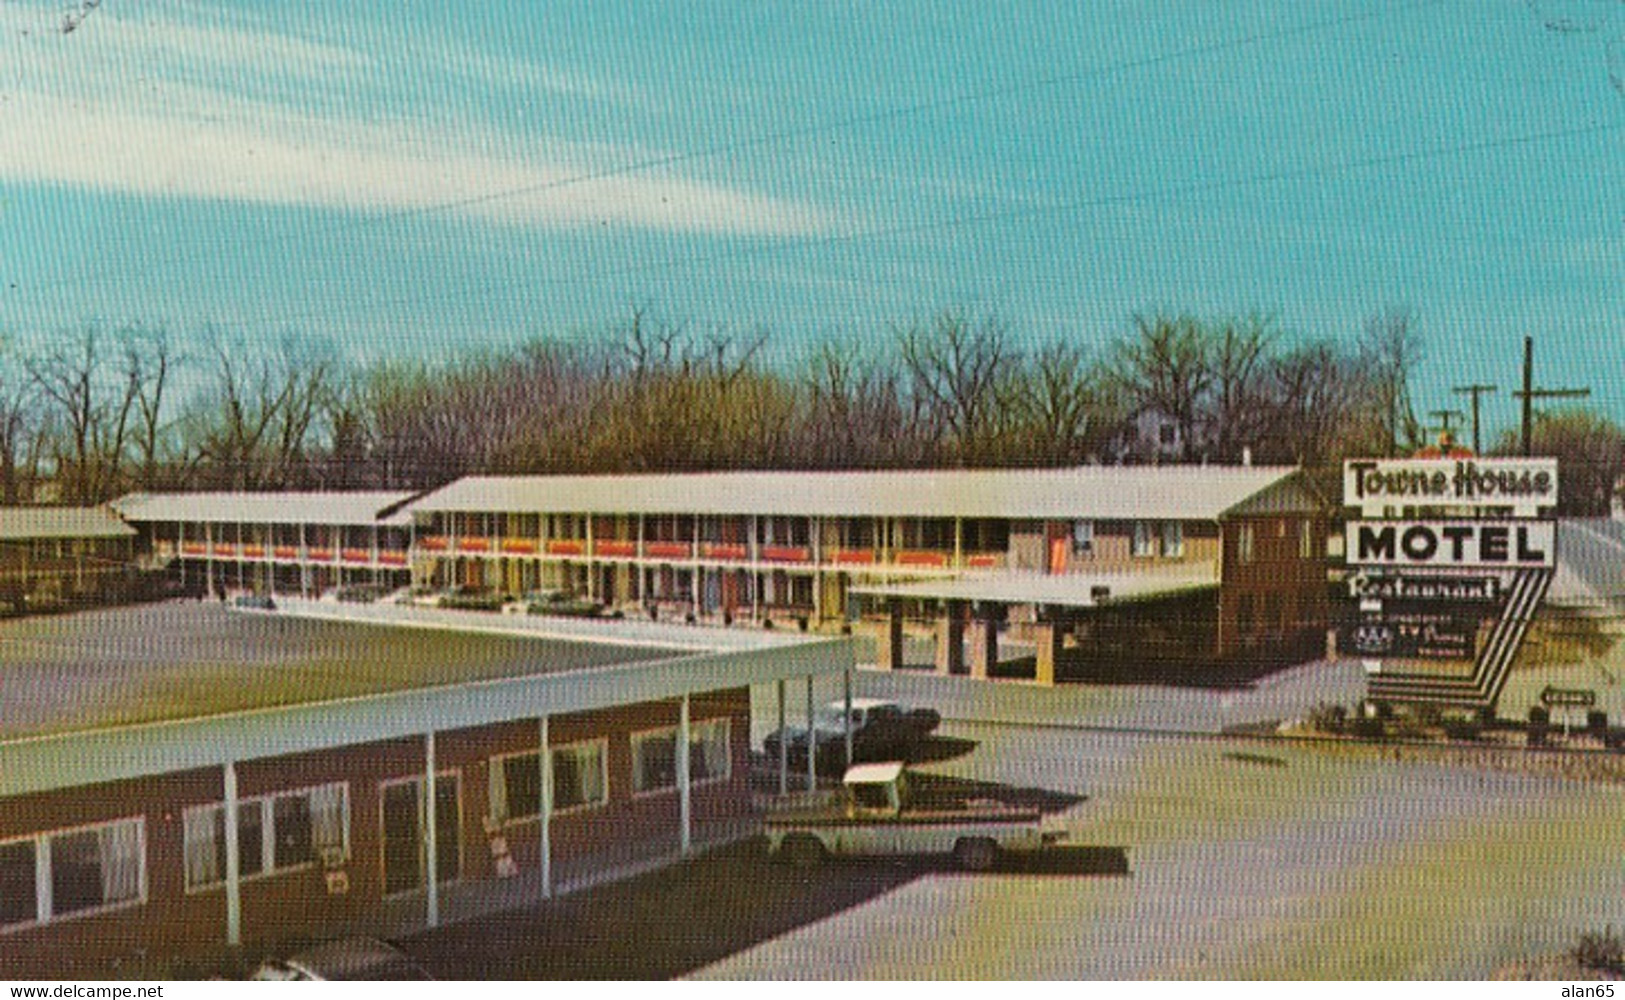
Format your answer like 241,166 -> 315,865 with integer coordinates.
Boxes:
198,114 -> 1625,336
2,0 -> 1445,306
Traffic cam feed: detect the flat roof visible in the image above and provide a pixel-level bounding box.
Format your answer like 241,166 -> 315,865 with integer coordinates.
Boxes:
849,568 -> 1219,608
412,466 -> 1305,522
0,601 -> 674,741
111,491 -> 420,527
0,601 -> 851,797
0,506 -> 134,541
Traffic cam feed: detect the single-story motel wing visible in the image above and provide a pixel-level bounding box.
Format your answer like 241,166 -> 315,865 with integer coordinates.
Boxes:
0,604 -> 851,978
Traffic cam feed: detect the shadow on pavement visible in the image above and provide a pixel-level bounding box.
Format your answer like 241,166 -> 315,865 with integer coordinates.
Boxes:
401,835 -> 1122,979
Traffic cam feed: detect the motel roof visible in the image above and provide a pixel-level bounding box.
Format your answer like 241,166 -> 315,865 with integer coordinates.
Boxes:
0,505 -> 135,541
112,490 -> 421,527
0,600 -> 851,797
412,466 -> 1310,522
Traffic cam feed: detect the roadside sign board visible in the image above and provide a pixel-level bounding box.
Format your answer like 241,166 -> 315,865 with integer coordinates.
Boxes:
1346,570 -> 1504,602
1344,458 -> 1558,518
1340,610 -> 1483,660
1539,686 -> 1596,708
1345,520 -> 1555,569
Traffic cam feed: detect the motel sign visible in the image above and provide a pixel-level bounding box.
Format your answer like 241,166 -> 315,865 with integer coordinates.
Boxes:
1345,520 -> 1555,569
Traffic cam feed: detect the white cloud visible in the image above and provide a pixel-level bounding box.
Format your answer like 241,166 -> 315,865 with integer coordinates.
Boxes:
0,4 -> 828,237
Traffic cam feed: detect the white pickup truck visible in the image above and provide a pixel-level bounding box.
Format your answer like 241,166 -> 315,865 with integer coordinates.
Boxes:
764,762 -> 1067,871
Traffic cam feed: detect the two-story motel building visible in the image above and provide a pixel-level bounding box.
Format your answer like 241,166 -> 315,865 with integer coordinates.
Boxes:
116,465 -> 1330,684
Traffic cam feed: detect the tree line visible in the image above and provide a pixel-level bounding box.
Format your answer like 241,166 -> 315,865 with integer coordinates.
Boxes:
1,307 -> 1619,514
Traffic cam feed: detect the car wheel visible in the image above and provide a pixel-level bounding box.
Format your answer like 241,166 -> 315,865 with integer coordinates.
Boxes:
780,834 -> 826,868
952,837 -> 998,872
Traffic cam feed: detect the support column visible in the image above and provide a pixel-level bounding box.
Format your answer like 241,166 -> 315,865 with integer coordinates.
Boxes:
805,675 -> 817,791
776,678 -> 788,796
843,668 -> 854,770
538,715 -> 552,899
424,731 -> 438,928
1033,617 -> 1057,687
223,760 -> 242,948
968,608 -> 999,680
875,599 -> 904,671
935,599 -> 966,675
678,695 -> 692,854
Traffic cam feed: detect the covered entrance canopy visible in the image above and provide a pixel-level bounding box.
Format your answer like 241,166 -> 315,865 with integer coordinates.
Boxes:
851,568 -> 1219,684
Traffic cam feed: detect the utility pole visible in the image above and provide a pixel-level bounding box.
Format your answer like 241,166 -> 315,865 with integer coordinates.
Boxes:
1427,409 -> 1465,437
1512,336 -> 1589,456
1451,383 -> 1497,455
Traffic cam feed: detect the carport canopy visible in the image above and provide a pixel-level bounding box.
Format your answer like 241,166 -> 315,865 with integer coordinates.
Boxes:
850,568 -> 1218,609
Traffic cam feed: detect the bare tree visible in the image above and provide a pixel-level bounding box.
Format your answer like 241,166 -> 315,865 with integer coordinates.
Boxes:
1357,307 -> 1425,456
896,311 -> 1018,465
0,341 -> 41,504
1204,315 -> 1276,463
1006,340 -> 1118,466
27,328 -> 142,503
1107,313 -> 1212,462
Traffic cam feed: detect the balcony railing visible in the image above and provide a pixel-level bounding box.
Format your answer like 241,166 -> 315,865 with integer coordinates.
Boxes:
181,542 -> 207,557
593,540 -> 637,558
241,544 -> 266,559
760,545 -> 811,564
379,550 -> 409,566
895,550 -> 948,568
307,548 -> 334,562
457,537 -> 491,553
644,541 -> 693,560
211,544 -> 238,558
699,542 -> 747,561
341,548 -> 371,564
500,539 -> 538,555
830,548 -> 875,565
418,536 -> 450,552
546,539 -> 585,556
272,545 -> 300,561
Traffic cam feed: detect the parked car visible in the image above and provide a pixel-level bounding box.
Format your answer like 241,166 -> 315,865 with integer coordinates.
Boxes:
763,697 -> 942,773
251,936 -> 434,981
230,593 -> 276,611
765,762 -> 1067,871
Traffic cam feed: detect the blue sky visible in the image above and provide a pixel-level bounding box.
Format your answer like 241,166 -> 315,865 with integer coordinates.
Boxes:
1,0 -> 1620,442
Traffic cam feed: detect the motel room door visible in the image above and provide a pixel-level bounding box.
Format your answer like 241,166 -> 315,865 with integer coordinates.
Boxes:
381,773 -> 462,896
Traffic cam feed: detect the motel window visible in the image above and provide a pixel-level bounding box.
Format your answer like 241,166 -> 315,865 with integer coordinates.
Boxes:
1071,520 -> 1094,557
1238,524 -> 1256,565
632,719 -> 732,795
0,818 -> 145,932
1299,519 -> 1315,560
551,741 -> 609,812
1131,522 -> 1155,558
487,754 -> 546,826
183,783 -> 348,892
1161,522 -> 1184,558
488,751 -> 545,825
0,838 -> 39,929
1237,594 -> 1256,637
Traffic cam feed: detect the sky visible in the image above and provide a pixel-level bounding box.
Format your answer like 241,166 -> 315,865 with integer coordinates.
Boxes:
0,0 -> 1621,444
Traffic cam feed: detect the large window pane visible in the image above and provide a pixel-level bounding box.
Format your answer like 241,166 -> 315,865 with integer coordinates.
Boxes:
633,732 -> 677,793
183,807 -> 222,891
0,840 -> 36,927
692,720 -> 730,782
500,754 -> 542,821
273,794 -> 313,870
235,802 -> 263,878
49,829 -> 107,916
552,743 -> 606,810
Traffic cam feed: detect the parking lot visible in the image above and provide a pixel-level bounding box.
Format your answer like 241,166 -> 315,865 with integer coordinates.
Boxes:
400,703 -> 1625,979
